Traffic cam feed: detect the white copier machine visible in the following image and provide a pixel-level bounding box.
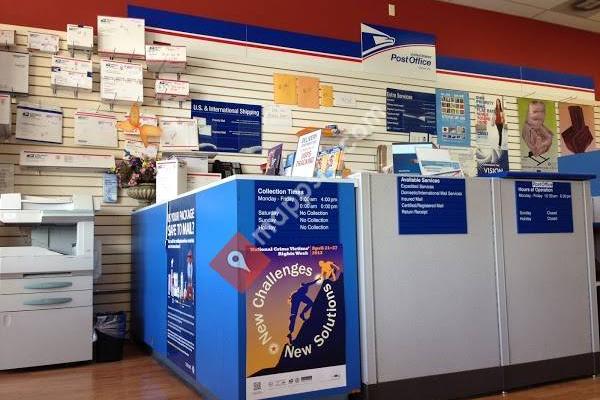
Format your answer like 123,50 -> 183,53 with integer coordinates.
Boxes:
0,193 -> 94,369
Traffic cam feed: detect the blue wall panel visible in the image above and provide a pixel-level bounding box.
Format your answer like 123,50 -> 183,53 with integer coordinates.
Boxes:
133,203 -> 168,356
558,152 -> 600,196
195,180 -> 243,400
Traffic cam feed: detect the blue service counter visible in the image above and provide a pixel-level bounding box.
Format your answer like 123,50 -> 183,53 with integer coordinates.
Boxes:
132,176 -> 361,400
355,172 -> 598,400
134,172 -> 597,400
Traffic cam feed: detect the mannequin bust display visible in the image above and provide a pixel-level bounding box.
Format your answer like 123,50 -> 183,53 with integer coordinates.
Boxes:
521,101 -> 553,156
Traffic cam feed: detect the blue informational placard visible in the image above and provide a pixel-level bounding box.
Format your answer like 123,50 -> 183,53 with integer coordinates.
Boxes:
191,100 -> 262,153
436,89 -> 470,147
166,194 -> 197,378
397,176 -> 467,234
253,180 -> 340,246
515,181 -> 573,233
102,173 -> 117,203
386,89 -> 436,137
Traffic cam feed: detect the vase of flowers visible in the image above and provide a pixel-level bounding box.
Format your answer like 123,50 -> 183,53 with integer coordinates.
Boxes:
112,156 -> 157,206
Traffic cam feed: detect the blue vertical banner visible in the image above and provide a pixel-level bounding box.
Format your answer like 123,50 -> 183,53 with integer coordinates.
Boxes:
386,88 -> 436,138
475,94 -> 509,176
515,180 -> 573,233
436,89 -> 471,147
166,194 -> 197,378
191,100 -> 262,154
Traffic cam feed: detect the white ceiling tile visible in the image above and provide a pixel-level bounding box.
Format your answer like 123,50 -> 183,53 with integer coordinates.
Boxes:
510,0 -> 566,10
534,10 -> 600,33
446,0 -> 545,17
552,1 -> 600,17
436,0 -> 600,33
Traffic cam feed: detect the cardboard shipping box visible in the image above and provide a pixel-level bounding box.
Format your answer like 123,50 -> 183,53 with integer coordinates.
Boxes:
0,30 -> 15,47
155,79 -> 190,102
146,45 -> 187,73
51,56 -> 93,91
187,172 -> 221,191
100,60 -> 144,104
97,16 -> 145,58
0,51 -> 29,94
156,159 -> 187,203
66,25 -> 94,50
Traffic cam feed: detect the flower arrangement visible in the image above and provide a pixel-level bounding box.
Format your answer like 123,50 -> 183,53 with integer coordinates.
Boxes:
111,156 -> 157,188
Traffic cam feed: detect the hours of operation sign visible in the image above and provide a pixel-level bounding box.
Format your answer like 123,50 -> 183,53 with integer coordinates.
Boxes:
515,180 -> 573,234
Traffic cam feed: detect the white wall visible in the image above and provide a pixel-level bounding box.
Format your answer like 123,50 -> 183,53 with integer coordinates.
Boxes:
1,23 -> 598,319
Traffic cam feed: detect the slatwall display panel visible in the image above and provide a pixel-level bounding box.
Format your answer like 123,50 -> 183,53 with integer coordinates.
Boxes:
0,23 -> 598,319
596,108 -> 600,147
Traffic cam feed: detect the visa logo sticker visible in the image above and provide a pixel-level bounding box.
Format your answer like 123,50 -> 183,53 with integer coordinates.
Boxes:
361,23 -> 436,81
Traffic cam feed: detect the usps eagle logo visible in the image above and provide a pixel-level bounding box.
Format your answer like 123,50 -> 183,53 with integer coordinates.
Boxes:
361,24 -> 396,58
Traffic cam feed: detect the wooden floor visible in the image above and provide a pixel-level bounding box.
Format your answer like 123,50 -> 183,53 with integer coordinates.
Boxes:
1,345 -> 600,400
478,379 -> 600,400
0,344 -> 201,400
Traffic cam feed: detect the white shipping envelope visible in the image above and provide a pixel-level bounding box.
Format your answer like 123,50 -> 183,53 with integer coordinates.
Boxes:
443,146 -> 476,177
121,113 -> 158,137
97,16 -> 145,58
0,94 -> 10,125
0,164 -> 14,193
198,125 -> 212,137
0,30 -> 15,47
20,151 -> 115,169
139,114 -> 158,127
146,45 -> 186,73
66,25 -> 94,49
155,79 -> 190,101
179,156 -> 208,173
159,117 -> 199,151
263,104 -> 292,127
0,51 -> 29,94
28,32 -> 59,53
0,94 -> 12,141
120,114 -> 158,139
51,56 -> 93,91
0,94 -> 10,141
124,141 -> 158,159
333,93 -> 357,107
416,148 -> 463,177
100,60 -> 144,103
74,110 -> 118,148
16,102 -> 63,144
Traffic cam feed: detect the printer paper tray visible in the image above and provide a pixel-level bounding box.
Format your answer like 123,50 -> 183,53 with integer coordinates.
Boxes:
0,250 -> 92,275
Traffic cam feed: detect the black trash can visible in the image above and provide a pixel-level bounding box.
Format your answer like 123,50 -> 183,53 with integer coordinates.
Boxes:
94,311 -> 126,362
